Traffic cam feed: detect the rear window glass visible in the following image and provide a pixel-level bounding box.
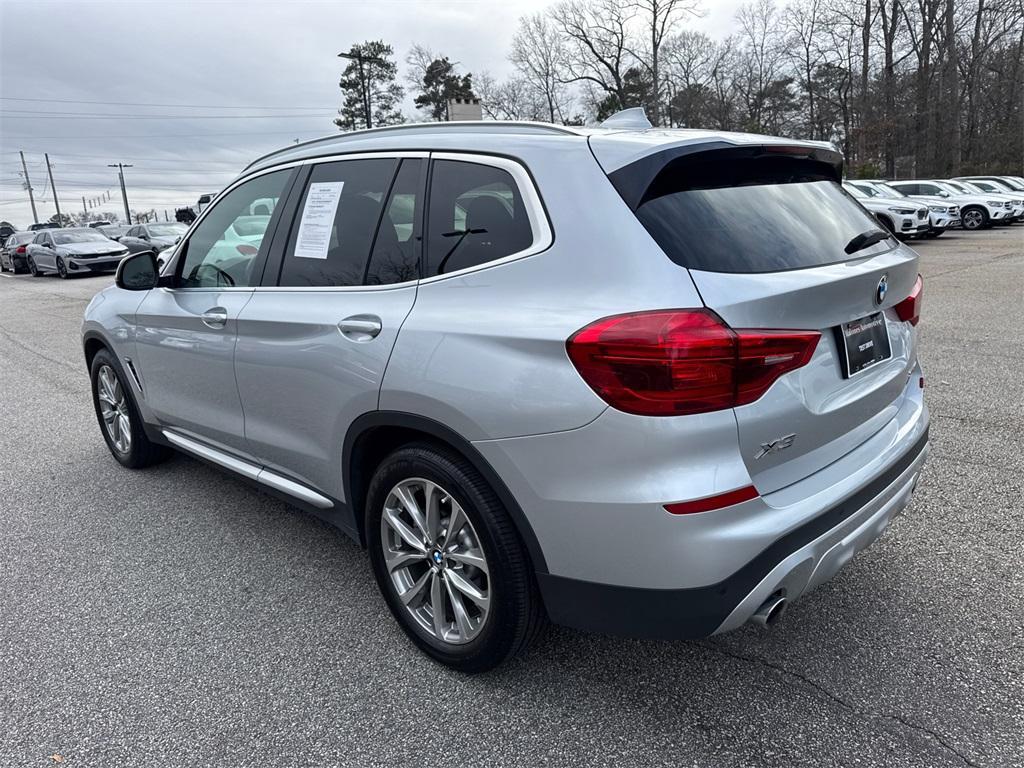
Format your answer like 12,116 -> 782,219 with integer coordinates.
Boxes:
633,158 -> 885,273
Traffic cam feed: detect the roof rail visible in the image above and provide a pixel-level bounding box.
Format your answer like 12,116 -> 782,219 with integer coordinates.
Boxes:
242,120 -> 583,172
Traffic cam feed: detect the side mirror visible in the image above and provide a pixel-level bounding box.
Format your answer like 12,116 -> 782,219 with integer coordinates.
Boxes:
116,250 -> 159,291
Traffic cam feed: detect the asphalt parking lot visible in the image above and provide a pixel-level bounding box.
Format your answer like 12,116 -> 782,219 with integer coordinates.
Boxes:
1,227 -> 1022,767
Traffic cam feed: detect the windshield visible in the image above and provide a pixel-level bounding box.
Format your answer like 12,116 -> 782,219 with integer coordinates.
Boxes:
871,182 -> 903,198
635,170 -> 884,274
148,223 -> 187,236
52,230 -> 113,245
948,181 -> 980,194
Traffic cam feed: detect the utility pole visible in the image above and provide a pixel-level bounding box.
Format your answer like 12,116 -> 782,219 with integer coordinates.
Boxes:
108,163 -> 133,224
19,151 -> 39,225
338,49 -> 386,129
44,153 -> 62,222
83,196 -> 88,215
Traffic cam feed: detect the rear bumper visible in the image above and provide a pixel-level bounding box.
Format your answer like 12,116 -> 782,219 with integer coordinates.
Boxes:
537,426 -> 929,639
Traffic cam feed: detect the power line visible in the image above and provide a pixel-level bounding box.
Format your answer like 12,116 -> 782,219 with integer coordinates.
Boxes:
0,111 -> 335,119
1,129 -> 330,140
0,96 -> 329,110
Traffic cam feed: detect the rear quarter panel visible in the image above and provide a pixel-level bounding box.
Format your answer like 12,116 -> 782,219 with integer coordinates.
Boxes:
380,138 -> 707,440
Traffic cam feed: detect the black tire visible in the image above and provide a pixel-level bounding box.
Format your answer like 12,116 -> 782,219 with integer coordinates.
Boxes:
56,256 -> 69,279
366,443 -> 546,673
27,255 -> 43,277
960,206 -> 988,231
89,348 -> 170,469
0,259 -> 7,273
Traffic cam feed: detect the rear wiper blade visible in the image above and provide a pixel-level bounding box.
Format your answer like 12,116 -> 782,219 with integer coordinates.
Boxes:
845,229 -> 891,255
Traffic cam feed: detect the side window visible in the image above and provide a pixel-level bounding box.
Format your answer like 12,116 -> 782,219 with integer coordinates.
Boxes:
897,184 -> 916,195
918,184 -> 938,195
366,159 -> 423,286
178,169 -> 291,288
425,160 -> 534,277
278,158 -> 398,287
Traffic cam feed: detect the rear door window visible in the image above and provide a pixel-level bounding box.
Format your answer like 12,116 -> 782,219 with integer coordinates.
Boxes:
278,158 -> 398,287
424,160 -> 534,277
633,157 -> 885,273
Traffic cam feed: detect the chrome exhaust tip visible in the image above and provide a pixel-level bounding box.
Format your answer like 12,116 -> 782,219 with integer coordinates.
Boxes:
749,594 -> 787,627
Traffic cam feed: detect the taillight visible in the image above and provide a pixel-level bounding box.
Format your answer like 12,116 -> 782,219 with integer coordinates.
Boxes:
894,274 -> 923,326
15,245 -> 26,254
566,309 -> 820,416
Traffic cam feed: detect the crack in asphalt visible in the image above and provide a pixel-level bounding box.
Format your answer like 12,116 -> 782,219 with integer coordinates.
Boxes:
0,324 -> 78,372
697,641 -> 982,768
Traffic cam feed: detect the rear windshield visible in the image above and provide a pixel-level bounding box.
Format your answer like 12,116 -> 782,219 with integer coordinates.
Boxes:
633,158 -> 885,273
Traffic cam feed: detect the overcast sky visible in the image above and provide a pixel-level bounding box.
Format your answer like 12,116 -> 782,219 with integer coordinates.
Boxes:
0,0 -> 745,228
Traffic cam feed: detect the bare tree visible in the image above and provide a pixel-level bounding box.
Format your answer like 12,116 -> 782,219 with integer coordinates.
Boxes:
628,0 -> 704,125
549,0 -> 638,113
510,13 -> 574,122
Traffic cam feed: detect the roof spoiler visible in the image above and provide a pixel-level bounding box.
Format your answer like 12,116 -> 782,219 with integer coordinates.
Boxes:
606,142 -> 845,210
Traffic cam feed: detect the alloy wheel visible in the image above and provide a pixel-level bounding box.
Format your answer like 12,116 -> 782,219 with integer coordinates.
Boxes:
962,210 -> 984,230
97,365 -> 132,453
28,257 -> 37,276
57,258 -> 68,279
380,477 -> 491,645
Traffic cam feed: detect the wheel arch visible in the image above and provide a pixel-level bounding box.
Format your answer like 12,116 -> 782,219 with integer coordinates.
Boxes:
343,411 -> 549,574
83,330 -> 113,371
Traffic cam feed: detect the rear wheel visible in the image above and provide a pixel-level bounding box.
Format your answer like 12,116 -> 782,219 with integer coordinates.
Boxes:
90,349 -> 170,468
366,443 -> 545,673
27,255 -> 43,277
961,206 -> 988,230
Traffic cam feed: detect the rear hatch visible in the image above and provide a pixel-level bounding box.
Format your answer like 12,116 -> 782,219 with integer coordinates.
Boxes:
596,139 -> 921,493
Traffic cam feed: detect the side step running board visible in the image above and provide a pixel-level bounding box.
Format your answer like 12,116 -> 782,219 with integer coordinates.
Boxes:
162,429 -> 334,510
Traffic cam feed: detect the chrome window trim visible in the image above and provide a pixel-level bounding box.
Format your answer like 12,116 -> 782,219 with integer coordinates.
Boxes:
163,150 -> 552,294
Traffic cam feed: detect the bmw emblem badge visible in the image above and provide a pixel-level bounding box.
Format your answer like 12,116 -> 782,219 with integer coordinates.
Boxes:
876,274 -> 888,306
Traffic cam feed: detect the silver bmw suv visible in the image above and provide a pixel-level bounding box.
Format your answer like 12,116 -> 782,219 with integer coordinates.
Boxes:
83,119 -> 930,672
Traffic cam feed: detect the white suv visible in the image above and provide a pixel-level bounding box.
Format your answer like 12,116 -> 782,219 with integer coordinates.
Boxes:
887,180 -> 1008,230
847,181 -> 959,237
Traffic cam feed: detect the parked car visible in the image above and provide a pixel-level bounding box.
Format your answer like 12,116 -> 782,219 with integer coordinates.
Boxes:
886,179 -> 1010,230
847,180 -> 960,236
954,175 -> 1024,194
26,227 -> 129,278
945,179 -> 1023,222
88,220 -> 113,228
0,231 -> 35,273
28,222 -> 61,231
119,222 -> 188,256
843,182 -> 931,237
83,119 -> 929,672
96,224 -> 131,241
196,192 -> 217,213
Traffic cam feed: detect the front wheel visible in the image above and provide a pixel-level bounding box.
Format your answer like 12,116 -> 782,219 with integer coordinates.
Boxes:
90,349 -> 170,468
960,207 -> 988,231
56,256 -> 69,279
366,444 -> 546,673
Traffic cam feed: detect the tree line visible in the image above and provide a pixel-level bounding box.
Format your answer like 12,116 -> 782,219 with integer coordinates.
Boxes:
337,0 -> 1024,176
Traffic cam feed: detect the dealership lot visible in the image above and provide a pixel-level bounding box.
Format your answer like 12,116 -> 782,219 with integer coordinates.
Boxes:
1,229 -> 1021,766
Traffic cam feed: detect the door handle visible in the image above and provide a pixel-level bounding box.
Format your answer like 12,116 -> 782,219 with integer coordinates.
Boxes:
201,307 -> 228,329
338,315 -> 382,341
